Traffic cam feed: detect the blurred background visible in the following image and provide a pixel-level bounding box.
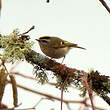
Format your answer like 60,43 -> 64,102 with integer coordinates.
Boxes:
0,0 -> 110,110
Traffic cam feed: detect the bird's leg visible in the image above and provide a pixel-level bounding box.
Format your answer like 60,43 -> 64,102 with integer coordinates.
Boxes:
61,55 -> 66,64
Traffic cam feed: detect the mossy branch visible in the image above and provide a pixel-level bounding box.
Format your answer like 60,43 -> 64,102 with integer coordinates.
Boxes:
0,29 -> 33,62
0,29 -> 110,106
25,49 -> 110,104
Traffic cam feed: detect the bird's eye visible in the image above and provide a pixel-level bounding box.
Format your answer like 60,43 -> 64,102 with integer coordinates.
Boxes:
60,41 -> 64,45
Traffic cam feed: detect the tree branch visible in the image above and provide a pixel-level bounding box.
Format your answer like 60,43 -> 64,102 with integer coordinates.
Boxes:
25,50 -> 80,77
7,81 -> 105,110
25,50 -> 110,105
0,29 -> 110,108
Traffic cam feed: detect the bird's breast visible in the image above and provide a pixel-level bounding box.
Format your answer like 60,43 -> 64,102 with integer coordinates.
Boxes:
42,46 -> 70,58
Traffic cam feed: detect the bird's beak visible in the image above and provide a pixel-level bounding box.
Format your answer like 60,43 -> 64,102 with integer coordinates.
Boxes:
35,39 -> 40,42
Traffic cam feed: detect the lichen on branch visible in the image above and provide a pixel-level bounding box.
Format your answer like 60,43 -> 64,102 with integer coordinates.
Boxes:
0,29 -> 33,62
0,28 -> 110,106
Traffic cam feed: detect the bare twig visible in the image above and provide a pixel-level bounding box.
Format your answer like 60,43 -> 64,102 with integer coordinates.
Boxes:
81,74 -> 95,110
60,75 -> 69,110
19,26 -> 35,36
7,80 -> 105,110
99,0 -> 110,14
61,88 -> 63,110
2,63 -> 18,107
9,75 -> 18,107
14,72 -> 55,86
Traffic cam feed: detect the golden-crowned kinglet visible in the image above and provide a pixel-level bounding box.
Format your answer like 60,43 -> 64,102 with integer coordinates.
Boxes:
36,36 -> 86,59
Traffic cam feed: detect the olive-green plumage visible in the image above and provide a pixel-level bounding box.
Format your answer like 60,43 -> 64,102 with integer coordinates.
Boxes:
36,36 -> 86,58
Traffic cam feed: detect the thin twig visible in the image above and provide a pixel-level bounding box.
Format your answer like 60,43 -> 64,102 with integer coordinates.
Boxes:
2,62 -> 9,75
81,74 -> 95,110
14,72 -> 55,86
19,26 -> 35,36
99,0 -> 110,14
61,88 -> 63,110
15,108 -> 35,110
60,75 -> 69,110
7,80 -> 105,110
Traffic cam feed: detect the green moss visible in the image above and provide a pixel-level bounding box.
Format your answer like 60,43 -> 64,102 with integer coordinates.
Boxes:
0,29 -> 33,62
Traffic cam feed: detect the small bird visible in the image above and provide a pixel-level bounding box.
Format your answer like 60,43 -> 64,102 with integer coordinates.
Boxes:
36,36 -> 86,110
35,36 -> 86,59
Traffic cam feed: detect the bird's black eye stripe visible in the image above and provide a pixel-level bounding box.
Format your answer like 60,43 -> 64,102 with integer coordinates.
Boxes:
39,36 -> 50,40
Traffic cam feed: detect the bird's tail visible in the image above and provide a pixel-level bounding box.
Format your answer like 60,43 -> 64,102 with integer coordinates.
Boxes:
68,43 -> 86,50
63,41 -> 86,50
